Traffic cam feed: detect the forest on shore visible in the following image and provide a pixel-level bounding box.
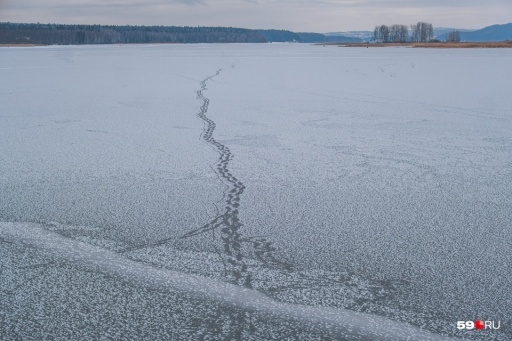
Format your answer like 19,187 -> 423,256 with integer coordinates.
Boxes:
0,22 -> 360,45
0,22 -> 266,44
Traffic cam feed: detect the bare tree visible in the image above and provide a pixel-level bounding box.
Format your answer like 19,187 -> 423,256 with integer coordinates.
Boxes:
373,26 -> 380,42
381,25 -> 390,43
390,24 -> 408,43
373,25 -> 390,43
411,22 -> 433,42
446,30 -> 461,42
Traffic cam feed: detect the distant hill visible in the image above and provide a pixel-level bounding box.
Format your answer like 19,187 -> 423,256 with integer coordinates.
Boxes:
256,30 -> 361,43
438,23 -> 512,42
297,32 -> 362,43
257,29 -> 301,42
433,27 -> 474,39
325,31 -> 373,41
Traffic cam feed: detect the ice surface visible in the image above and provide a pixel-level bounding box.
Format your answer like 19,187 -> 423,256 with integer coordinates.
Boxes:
1,44 -> 511,340
0,222 -> 456,340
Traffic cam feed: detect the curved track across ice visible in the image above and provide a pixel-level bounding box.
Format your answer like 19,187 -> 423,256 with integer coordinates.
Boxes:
181,68 -> 252,287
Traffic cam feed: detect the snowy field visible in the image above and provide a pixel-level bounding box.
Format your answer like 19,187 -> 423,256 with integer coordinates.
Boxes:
1,44 -> 511,340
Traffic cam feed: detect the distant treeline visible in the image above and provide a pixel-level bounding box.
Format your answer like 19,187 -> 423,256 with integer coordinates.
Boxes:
0,22 -> 266,44
0,22 -> 362,45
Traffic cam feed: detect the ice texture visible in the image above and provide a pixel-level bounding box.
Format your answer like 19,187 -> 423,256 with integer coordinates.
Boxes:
0,222 -> 456,340
1,43 -> 511,340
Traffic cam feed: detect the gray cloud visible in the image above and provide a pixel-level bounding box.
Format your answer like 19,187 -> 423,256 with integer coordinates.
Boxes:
2,0 -> 205,9
1,0 -> 511,31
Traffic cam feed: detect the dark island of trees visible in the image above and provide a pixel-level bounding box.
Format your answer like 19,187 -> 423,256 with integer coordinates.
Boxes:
373,21 -> 461,43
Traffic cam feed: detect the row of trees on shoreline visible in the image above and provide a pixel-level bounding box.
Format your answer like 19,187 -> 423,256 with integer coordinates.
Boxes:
373,22 -> 461,43
0,22 -> 362,44
0,22 -> 267,44
374,24 -> 409,43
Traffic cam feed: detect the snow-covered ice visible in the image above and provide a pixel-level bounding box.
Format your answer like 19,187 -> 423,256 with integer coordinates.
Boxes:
1,43 -> 511,340
0,222 -> 456,340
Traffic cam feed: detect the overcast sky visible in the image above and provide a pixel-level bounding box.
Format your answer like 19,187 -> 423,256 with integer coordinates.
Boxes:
1,0 -> 511,32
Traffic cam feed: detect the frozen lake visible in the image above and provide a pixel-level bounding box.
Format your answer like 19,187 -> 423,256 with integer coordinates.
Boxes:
1,44 -> 511,340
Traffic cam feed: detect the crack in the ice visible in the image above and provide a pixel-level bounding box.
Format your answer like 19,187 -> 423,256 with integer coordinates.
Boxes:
179,67 -> 291,287
178,68 -> 253,287
118,67 -> 290,287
